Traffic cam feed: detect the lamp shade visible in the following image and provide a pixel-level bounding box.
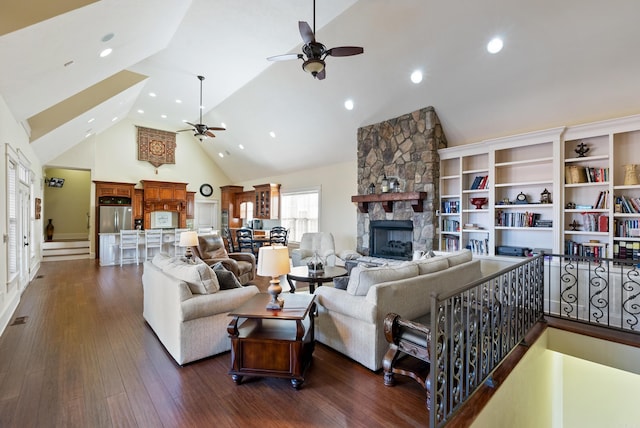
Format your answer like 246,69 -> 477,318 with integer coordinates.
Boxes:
257,246 -> 290,277
179,231 -> 198,247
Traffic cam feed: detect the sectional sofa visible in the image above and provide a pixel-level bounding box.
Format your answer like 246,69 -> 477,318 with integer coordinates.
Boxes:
314,249 -> 481,371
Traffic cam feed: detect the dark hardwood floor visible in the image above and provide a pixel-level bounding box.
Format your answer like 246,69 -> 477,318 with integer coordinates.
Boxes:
0,260 -> 430,427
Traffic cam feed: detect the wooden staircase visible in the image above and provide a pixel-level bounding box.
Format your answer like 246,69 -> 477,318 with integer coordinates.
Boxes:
42,240 -> 91,262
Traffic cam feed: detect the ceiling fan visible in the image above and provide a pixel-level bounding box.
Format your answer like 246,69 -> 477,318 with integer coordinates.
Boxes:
177,75 -> 225,141
267,0 -> 363,80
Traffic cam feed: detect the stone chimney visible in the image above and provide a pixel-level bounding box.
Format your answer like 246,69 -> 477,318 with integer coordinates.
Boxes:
355,106 -> 447,255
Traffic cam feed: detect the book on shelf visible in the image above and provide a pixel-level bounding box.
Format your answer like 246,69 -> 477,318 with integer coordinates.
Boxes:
470,176 -> 482,189
594,190 -> 610,209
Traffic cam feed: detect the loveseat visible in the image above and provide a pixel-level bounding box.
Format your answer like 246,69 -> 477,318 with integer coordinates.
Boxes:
314,249 -> 481,371
142,254 -> 259,365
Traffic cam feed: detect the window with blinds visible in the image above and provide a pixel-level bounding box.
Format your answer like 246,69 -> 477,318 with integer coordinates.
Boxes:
280,188 -> 320,243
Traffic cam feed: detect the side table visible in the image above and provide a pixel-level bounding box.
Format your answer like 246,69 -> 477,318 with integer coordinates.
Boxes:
227,293 -> 316,389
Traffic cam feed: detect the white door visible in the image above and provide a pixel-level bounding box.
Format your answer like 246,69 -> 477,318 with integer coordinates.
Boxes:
17,181 -> 30,292
195,200 -> 218,230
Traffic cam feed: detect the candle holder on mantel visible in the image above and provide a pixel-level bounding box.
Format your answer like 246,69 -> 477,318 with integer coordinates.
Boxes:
470,197 -> 488,210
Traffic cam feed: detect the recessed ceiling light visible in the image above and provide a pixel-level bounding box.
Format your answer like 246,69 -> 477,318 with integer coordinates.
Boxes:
175,99 -> 182,104
87,118 -> 95,123
101,32 -> 115,42
137,109 -> 144,114
182,119 -> 188,122
161,114 -> 167,119
221,122 -> 227,128
487,37 -> 503,54
218,152 -> 224,158
238,144 -> 245,150
111,116 -> 118,122
269,131 -> 276,138
344,99 -> 354,110
149,92 -> 156,97
99,48 -> 112,58
85,132 -> 92,138
410,70 -> 423,84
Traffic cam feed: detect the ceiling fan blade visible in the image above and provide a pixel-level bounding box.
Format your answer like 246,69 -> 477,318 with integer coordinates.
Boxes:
299,21 -> 315,44
326,46 -> 364,57
205,131 -> 216,138
207,127 -> 226,131
267,53 -> 302,62
316,68 -> 326,80
176,129 -> 193,133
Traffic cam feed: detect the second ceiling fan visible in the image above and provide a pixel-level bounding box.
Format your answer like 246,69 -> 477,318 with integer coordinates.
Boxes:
267,0 -> 363,80
177,75 -> 225,142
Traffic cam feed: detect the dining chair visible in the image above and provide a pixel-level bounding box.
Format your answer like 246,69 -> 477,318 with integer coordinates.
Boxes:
223,228 -> 235,252
236,228 -> 258,258
144,229 -> 163,260
120,230 -> 140,266
269,226 -> 288,246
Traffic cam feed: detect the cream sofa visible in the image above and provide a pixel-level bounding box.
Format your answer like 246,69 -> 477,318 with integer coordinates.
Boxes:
314,249 -> 481,371
142,254 -> 259,365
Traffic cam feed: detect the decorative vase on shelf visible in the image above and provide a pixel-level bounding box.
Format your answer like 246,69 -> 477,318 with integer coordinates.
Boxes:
46,219 -> 54,241
470,198 -> 488,210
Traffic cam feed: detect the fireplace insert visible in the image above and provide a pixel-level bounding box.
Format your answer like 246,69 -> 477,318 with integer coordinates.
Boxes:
369,220 -> 413,260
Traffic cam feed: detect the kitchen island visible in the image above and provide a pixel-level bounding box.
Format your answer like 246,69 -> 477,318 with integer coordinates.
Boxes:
99,229 -> 182,266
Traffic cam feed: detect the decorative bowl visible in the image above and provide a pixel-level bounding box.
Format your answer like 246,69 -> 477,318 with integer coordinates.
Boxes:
470,197 -> 488,209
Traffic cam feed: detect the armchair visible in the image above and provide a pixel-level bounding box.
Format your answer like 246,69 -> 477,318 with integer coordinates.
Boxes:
291,232 -> 337,267
191,234 -> 256,285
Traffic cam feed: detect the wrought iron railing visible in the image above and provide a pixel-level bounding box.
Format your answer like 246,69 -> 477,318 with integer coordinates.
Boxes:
544,254 -> 640,332
428,255 -> 545,428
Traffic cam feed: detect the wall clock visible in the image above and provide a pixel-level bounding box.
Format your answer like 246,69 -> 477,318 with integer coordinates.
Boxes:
199,183 -> 213,197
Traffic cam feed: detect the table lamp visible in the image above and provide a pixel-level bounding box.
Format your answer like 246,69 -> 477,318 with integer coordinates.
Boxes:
179,231 -> 199,262
257,245 -> 291,310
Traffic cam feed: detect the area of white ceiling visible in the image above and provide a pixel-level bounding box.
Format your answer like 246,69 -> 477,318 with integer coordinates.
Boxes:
1,0 -> 640,182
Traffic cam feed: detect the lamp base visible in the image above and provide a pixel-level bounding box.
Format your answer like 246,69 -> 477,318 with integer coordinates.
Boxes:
266,278 -> 284,310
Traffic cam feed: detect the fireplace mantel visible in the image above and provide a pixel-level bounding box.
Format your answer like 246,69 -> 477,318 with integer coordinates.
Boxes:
351,192 -> 427,213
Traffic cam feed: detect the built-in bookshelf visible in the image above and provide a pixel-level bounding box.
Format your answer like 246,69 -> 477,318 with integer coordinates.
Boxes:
438,114 -> 640,259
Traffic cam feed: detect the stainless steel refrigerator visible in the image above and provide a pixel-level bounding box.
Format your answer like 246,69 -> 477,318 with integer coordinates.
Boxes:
99,206 -> 133,233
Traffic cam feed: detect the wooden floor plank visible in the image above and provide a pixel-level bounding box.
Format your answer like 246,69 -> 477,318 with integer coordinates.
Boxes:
0,260 -> 430,427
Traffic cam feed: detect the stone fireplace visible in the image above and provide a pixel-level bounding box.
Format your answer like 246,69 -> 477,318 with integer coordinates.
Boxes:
355,107 -> 447,256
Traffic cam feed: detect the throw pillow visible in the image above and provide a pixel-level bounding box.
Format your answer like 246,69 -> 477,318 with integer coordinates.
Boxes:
333,276 -> 349,290
446,249 -> 473,267
161,258 -> 220,294
211,262 -> 243,290
414,257 -> 449,275
152,252 -> 175,269
346,263 -> 419,296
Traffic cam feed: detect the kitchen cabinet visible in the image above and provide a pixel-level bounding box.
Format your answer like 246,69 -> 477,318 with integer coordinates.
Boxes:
133,189 -> 144,221
186,191 -> 195,219
254,183 -> 280,219
220,185 -> 244,228
94,181 -> 136,198
140,180 -> 189,229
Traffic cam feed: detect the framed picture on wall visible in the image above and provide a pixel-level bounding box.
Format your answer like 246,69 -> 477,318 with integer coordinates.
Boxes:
35,197 -> 41,219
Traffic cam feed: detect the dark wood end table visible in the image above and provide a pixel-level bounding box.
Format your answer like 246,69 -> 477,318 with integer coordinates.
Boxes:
286,265 -> 348,293
227,293 -> 316,389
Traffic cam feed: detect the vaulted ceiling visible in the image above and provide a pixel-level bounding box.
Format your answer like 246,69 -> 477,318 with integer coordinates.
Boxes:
2,0 -> 640,182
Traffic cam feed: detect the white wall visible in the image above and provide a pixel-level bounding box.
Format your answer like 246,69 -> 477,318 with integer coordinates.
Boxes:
237,160 -> 358,254
0,93 -> 43,333
48,118 -> 233,251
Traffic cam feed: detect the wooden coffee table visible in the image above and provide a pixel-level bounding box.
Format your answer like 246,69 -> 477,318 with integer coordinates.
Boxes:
227,293 -> 316,389
286,265 -> 348,293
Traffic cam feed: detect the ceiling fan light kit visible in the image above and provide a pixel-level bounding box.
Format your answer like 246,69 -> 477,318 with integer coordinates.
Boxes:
176,75 -> 225,141
267,0 -> 363,80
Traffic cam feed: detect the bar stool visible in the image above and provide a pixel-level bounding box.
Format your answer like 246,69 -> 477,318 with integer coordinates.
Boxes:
173,228 -> 190,256
144,229 -> 163,260
120,230 -> 140,266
